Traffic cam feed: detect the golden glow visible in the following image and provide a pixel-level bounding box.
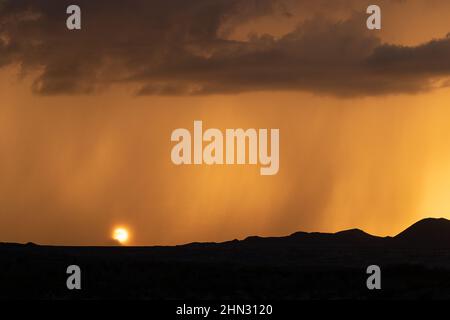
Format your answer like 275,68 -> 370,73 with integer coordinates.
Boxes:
112,228 -> 129,244
1,2 -> 450,246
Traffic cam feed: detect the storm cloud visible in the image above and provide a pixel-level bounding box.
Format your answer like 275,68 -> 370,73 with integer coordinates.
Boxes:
0,0 -> 449,96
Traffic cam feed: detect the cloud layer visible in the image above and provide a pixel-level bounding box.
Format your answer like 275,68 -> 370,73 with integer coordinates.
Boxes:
0,0 -> 449,96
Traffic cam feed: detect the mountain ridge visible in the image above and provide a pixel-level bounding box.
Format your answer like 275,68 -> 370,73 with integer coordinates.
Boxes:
1,217 -> 449,248
2,217 -> 450,299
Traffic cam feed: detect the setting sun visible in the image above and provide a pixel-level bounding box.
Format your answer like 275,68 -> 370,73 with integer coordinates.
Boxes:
113,228 -> 129,244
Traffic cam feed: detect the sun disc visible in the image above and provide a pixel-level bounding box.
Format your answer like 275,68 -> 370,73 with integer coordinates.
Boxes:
113,228 -> 129,244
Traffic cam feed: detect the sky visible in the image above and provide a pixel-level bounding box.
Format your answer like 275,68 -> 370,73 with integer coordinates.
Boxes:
1,0 -> 450,245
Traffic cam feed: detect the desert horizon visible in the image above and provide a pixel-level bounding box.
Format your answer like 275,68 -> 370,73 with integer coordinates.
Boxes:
3,216 -> 450,300
2,216 -> 448,247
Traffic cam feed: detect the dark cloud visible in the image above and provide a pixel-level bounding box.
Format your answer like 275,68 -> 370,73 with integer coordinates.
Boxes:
367,35 -> 450,75
0,0 -> 449,96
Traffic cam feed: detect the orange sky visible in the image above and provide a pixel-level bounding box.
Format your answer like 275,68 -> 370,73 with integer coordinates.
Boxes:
1,0 -> 450,245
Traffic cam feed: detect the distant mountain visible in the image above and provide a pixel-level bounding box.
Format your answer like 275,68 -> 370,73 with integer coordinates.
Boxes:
238,228 -> 384,248
1,217 -> 449,250
393,217 -> 450,247
2,217 -> 450,299
190,217 -> 450,249
239,217 -> 450,249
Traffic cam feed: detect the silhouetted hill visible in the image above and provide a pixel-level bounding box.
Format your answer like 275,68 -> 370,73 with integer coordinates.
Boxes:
236,218 -> 450,249
393,218 -> 450,248
238,228 -> 385,248
2,217 -> 450,299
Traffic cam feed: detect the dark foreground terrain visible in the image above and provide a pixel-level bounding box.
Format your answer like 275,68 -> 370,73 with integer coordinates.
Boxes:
2,218 -> 450,299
